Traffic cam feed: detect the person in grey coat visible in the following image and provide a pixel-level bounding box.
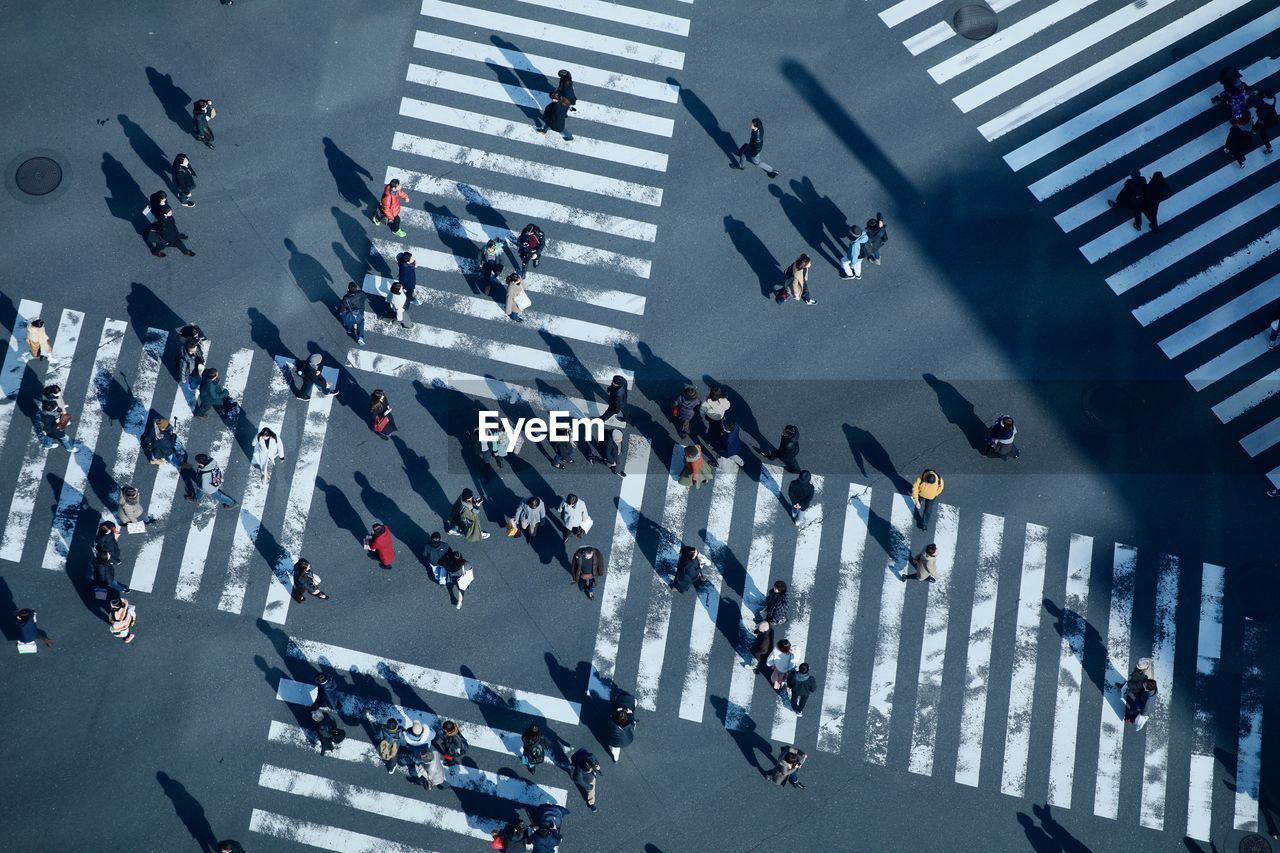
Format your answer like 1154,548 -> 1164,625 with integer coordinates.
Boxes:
512,496 -> 546,541
786,663 -> 817,715
411,748 -> 448,789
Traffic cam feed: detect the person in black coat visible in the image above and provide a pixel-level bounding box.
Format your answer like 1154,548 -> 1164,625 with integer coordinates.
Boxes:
716,415 -> 743,465
787,470 -> 815,523
538,94 -> 572,141
1107,169 -> 1146,230
39,399 -> 74,450
745,620 -> 775,670
173,154 -> 197,206
763,424 -> 800,473
192,99 -> 216,148
757,580 -> 789,626
1225,117 -> 1253,166
1141,172 -> 1172,232
786,663 -> 817,715
863,214 -> 889,265
732,117 -> 777,177
92,547 -> 129,596
670,545 -> 709,593
602,375 -> 628,420
553,69 -> 577,110
605,694 -> 636,762
432,720 -> 469,766
569,748 -> 602,811
95,522 -> 122,565
147,203 -> 195,258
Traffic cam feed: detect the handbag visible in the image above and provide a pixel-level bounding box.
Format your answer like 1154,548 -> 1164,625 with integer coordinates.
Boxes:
54,411 -> 72,431
579,515 -> 594,534
506,519 -> 520,537
373,414 -> 390,433
457,567 -> 475,591
378,739 -> 399,761
513,289 -> 532,311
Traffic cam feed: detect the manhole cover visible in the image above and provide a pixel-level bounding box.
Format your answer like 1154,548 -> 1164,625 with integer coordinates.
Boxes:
15,157 -> 62,196
1240,834 -> 1273,853
954,4 -> 998,40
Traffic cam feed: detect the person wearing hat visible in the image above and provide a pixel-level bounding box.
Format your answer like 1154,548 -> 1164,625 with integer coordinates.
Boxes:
1107,169 -> 1147,231
403,719 -> 431,751
294,353 -> 333,400
840,224 -> 869,280
378,718 -> 403,774
116,484 -> 152,528
311,708 -> 345,754
141,415 -> 186,467
447,490 -> 490,541
432,720 -> 469,766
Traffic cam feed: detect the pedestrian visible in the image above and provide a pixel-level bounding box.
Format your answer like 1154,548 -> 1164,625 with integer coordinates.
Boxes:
1252,88 -> 1277,154
373,178 -> 409,237
446,489 -> 488,540
425,532 -> 449,583
432,719 -> 469,766
252,426 -> 285,482
141,416 -> 186,466
911,469 -> 944,530
186,453 -> 238,509
1225,115 -> 1253,166
768,745 -> 807,788
670,545 -> 709,593
412,748 -> 448,790
677,444 -> 712,489
39,399 -> 74,450
191,99 -> 216,148
491,821 -> 531,852
568,545 -> 604,600
557,493 -> 592,541
732,117 -> 778,177
108,596 -> 137,644
294,353 -> 334,400
25,318 -> 51,361
369,389 -> 394,439
763,424 -> 800,473
15,608 -> 54,651
145,202 -> 196,258
397,250 -> 422,305
777,253 -> 815,305
95,521 -> 122,566
605,692 -> 636,762
786,663 -> 817,716
1141,171 -> 1172,232
521,724 -> 550,774
671,385 -> 702,438
744,620 -> 774,670
839,224 -> 869,280
601,375 -> 628,420
516,223 -> 546,275
1107,169 -> 1146,230
42,382 -> 67,410
538,93 -> 573,141
93,547 -> 130,597
984,415 -> 1020,459
312,672 -> 339,712
116,484 -> 151,529
216,842 -> 245,853
178,336 -> 206,389
862,214 -> 888,266
1123,678 -> 1159,730
599,422 -> 626,477
550,433 -> 576,469
1212,66 -> 1248,113
702,387 -> 730,444
767,639 -> 796,696
477,238 -> 505,295
339,281 -> 367,346
757,580 -> 789,626
787,470 -> 814,523
378,718 -> 403,775
504,272 -> 531,323
291,558 -> 329,602
444,550 -> 473,610
388,281 -> 410,328
570,748 -> 601,812
509,496 -> 545,541
365,522 -> 395,570
531,822 -> 563,853
173,153 -> 197,206
900,543 -> 939,583
553,69 -> 578,111
1119,657 -> 1154,692
193,368 -> 229,419
311,708 -> 346,755
716,415 -> 744,467
401,720 -> 431,780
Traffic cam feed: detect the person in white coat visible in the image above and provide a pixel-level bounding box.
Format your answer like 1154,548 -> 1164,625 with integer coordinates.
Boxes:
252,427 -> 285,481
767,639 -> 796,699
556,493 -> 592,542
389,281 -> 410,328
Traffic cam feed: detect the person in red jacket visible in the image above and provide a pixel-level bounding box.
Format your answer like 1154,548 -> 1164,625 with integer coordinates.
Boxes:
373,179 -> 409,237
365,522 -> 395,569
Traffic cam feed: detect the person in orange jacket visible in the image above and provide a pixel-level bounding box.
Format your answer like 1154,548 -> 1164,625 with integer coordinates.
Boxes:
373,179 -> 409,237
911,469 -> 945,531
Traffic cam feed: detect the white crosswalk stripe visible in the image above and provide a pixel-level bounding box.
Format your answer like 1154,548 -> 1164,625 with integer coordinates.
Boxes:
0,300 -> 42,462
999,523 -> 1048,798
1045,534 -> 1093,808
955,512 -> 1004,788
1186,563 -> 1225,840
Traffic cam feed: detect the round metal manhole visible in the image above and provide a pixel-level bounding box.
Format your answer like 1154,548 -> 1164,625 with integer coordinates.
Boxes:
15,157 -> 62,196
1240,834 -> 1273,853
954,4 -> 999,40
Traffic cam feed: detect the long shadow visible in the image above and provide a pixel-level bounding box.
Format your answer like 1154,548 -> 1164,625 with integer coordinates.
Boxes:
155,772 -> 217,853
536,330 -> 602,413
542,653 -> 590,767
284,237 -> 335,307
699,525 -> 750,655
102,153 -> 148,234
0,288 -> 16,339
145,67 -> 192,134
247,308 -> 288,367
769,182 -> 840,271
723,215 -> 780,299
118,113 -> 172,188
412,381 -> 500,499
1031,803 -> 1092,853
702,373 -> 767,454
315,476 -> 367,544
842,423 -> 912,494
1016,811 -> 1059,853
794,176 -> 850,258
709,694 -> 773,771
124,282 -> 185,351
672,83 -> 738,163
355,470 -> 429,558
457,181 -> 515,243
389,434 -> 453,543
331,205 -> 374,287
613,340 -> 688,461
323,137 -> 375,212
0,575 -> 17,641
480,56 -> 545,125
923,373 -> 987,451
422,200 -> 484,291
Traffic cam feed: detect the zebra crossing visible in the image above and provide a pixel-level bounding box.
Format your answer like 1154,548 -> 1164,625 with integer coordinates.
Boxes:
878,0 -> 1280,485
0,298 -> 335,625
587,439 -> 1265,841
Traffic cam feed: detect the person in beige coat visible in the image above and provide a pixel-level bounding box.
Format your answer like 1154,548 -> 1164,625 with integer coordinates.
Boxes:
26,318 -> 51,360
505,273 -> 529,322
901,543 -> 938,582
780,254 -> 815,305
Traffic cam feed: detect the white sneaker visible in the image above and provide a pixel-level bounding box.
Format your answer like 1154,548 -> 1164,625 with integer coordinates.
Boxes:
455,599 -> 463,610
447,528 -> 462,536
480,531 -> 491,539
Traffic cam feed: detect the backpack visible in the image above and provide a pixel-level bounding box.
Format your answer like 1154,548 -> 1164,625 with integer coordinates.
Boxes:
523,739 -> 545,765
209,466 -> 224,488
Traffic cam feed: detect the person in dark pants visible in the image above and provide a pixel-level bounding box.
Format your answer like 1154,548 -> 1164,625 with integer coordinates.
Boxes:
1141,172 -> 1172,232
294,353 -> 334,400
1252,88 -> 1277,154
39,399 -> 74,450
732,117 -> 777,177
373,178 -> 409,237
757,580 -> 789,627
716,415 -> 743,466
984,415 -> 1020,459
670,545 -> 710,593
744,620 -> 774,670
311,708 -> 346,754
863,214 -> 889,265
768,745 -> 806,788
605,693 -> 636,762
911,469 -> 944,530
571,545 -> 603,600
553,69 -> 577,111
787,470 -> 814,524
146,204 -> 195,258
95,521 -> 122,567
671,385 -> 702,438
538,94 -> 573,141
398,251 -> 422,305
93,547 -> 130,596
602,375 -> 628,420
1107,169 -> 1146,230
569,748 -> 602,812
193,368 -> 228,418
520,724 -> 549,774
178,336 -> 206,389
192,99 -> 216,148
173,154 -> 197,206
433,720 -> 469,766
478,239 -> 505,295
763,424 -> 800,473
15,609 -> 54,649
339,281 -> 367,345
1225,116 -> 1253,166
786,663 -> 817,716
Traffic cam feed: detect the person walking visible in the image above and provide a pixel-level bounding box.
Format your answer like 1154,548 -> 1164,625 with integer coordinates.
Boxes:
95,521 -> 122,567
478,238 -> 505,295
373,178 -> 410,237
291,558 -> 329,602
1252,88 -> 1277,154
447,489 -> 489,540
911,469 -> 944,531
388,281 -> 410,328
1119,657 -> 1154,692
984,415 -> 1020,459
557,494 -> 592,542
570,748 -> 602,812
173,154 -> 197,207
787,470 -> 814,523
900,543 -> 939,583
1123,677 -> 1159,730
767,639 -> 796,698
178,335 -> 206,389
516,224 -> 546,275
252,427 -> 285,482
757,580 -> 789,626
365,522 -> 395,570
491,821 -> 531,852
505,273 -> 530,322
402,718 -> 431,754
862,214 -> 889,266
425,532 -> 449,582
25,318 -> 51,361
141,416 -> 186,466
839,224 -> 869,280
600,421 -> 626,477
294,353 -> 334,400
116,484 -> 151,529
146,202 -> 196,258
677,444 -> 712,489
1107,170 -> 1146,231
571,545 -> 603,600
15,608 -> 54,651
311,708 -> 346,755
187,454 -> 238,509
744,620 -> 774,670
397,251 -> 422,305
369,389 -> 394,439
777,254 -> 815,305
378,718 -> 403,775
216,842 -> 245,853
716,415 -> 744,467
108,596 -> 137,644
786,663 -> 817,716
601,375 -> 628,421
433,720 -> 469,767
550,433 -> 577,469
93,547 -> 130,597
702,386 -> 730,453
732,117 -> 778,177
671,385 -> 702,438
412,748 -> 448,790
768,745 -> 807,788
39,399 -> 75,450
444,550 -> 473,610
193,368 -> 229,419
670,545 -> 710,593
520,724 -> 550,774
605,693 -> 636,762
763,424 -> 800,473
339,281 -> 367,346
553,69 -> 578,111
538,94 -> 573,141
1141,172 -> 1172,232
1225,115 -> 1253,166
191,99 -> 216,148
510,496 -> 546,541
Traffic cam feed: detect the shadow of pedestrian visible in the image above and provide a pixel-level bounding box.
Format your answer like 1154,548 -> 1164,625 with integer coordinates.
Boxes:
354,470 -> 428,557
673,83 -> 738,164
842,423 -> 911,494
124,282 -> 186,349
923,373 -> 987,451
144,68 -> 192,134
323,137 -> 375,212
791,176 -> 847,268
0,289 -> 15,339
709,694 -> 772,771
247,308 -> 289,368
613,340 -> 686,460
481,59 -> 545,125
331,205 -> 374,287
389,435 -> 453,541
118,113 -> 172,189
314,476 -> 367,545
724,215 -> 780,299
769,183 -> 840,271
284,237 -> 335,306
155,772 -> 217,853
101,153 -> 147,233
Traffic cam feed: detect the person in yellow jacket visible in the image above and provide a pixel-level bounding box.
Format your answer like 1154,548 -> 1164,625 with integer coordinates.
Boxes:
911,469 -> 944,531
108,597 -> 137,644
